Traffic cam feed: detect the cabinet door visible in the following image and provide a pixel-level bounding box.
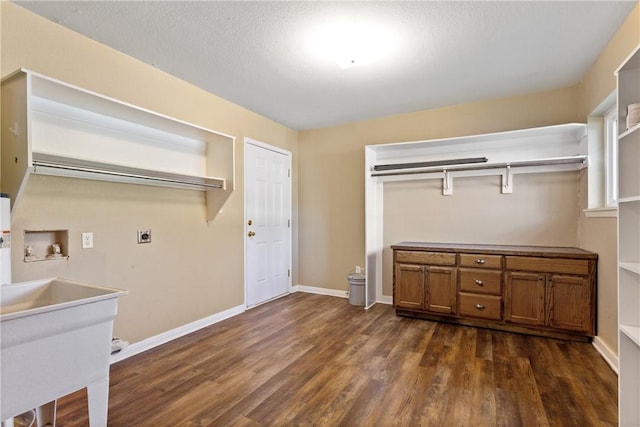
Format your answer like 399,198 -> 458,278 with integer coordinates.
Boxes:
505,272 -> 545,326
426,266 -> 457,314
394,263 -> 425,310
546,274 -> 592,333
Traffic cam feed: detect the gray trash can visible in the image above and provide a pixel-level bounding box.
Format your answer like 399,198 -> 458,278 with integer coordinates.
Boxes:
347,270 -> 365,306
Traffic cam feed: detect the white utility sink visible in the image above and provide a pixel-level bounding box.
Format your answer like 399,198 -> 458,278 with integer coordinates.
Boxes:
1,278 -> 127,426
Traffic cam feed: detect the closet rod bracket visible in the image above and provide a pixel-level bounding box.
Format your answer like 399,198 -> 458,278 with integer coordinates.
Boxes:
502,165 -> 513,194
442,170 -> 453,196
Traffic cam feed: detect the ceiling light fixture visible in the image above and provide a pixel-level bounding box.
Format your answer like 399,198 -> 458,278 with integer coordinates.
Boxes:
309,19 -> 396,70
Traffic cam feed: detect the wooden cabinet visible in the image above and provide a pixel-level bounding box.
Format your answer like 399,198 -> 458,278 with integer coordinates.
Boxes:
392,242 -> 597,341
425,267 -> 457,314
546,274 -> 592,332
393,251 -> 456,314
394,263 -> 424,310
504,271 -> 592,332
505,272 -> 545,326
458,253 -> 503,321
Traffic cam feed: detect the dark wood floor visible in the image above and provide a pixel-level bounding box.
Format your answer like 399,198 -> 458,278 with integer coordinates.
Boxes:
55,292 -> 617,426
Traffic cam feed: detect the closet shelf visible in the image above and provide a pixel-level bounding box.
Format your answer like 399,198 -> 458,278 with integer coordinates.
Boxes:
620,122 -> 640,139
366,123 -> 587,195
1,69 -> 235,222
620,262 -> 640,275
616,42 -> 640,426
619,196 -> 640,203
371,155 -> 588,195
621,325 -> 640,348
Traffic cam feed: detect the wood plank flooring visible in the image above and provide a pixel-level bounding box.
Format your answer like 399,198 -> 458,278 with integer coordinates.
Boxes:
55,292 -> 617,426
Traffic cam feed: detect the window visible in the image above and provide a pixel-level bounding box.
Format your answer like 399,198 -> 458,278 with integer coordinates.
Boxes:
604,106 -> 618,207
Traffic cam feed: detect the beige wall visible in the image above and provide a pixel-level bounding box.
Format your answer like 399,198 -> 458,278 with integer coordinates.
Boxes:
579,3 -> 640,119
299,86 -> 581,291
576,3 -> 640,356
1,3 -> 298,343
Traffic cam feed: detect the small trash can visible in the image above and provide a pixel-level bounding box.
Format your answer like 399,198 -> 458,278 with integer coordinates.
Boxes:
347,269 -> 365,306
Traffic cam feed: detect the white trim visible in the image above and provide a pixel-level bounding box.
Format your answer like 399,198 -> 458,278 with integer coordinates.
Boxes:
584,207 -> 618,218
603,106 -> 618,208
109,304 -> 246,364
291,285 -> 392,306
592,336 -> 619,374
377,295 -> 393,305
291,284 -> 349,299
245,137 -> 291,156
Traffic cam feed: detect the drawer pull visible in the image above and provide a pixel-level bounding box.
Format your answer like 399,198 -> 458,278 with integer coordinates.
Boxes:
475,304 -> 486,310
474,279 -> 484,286
475,259 -> 486,265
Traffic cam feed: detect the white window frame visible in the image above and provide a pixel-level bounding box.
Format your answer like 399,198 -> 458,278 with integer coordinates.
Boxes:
604,106 -> 618,208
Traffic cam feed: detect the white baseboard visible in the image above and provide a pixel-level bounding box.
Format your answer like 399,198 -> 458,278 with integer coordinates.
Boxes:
592,336 -> 618,374
377,295 -> 392,305
292,284 -> 349,298
291,285 -> 394,306
110,303 -> 246,364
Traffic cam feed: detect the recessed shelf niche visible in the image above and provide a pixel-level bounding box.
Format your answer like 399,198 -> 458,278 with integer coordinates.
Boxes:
24,229 -> 69,262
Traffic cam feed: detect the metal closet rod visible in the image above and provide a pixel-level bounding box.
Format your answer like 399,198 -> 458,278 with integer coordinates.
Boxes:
371,156 -> 588,177
373,157 -> 488,171
32,161 -> 224,189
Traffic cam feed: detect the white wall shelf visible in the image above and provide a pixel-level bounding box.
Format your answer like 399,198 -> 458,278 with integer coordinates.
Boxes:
621,325 -> 640,347
616,43 -> 640,427
364,123 -> 588,308
620,262 -> 640,275
367,123 -> 587,197
1,69 -> 235,222
620,122 -> 640,139
371,155 -> 588,195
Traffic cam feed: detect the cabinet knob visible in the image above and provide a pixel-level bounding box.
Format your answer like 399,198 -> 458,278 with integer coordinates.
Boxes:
475,304 -> 486,310
474,259 -> 486,265
474,279 -> 484,286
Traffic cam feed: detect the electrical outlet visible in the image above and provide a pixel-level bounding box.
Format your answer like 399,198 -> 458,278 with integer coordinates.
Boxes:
137,229 -> 151,244
82,232 -> 94,249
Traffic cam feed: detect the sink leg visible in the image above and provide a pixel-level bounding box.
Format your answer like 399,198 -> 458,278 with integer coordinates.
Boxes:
36,401 -> 56,426
87,378 -> 109,427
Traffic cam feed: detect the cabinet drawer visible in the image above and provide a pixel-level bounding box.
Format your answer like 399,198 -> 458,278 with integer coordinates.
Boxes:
458,293 -> 502,320
505,256 -> 589,275
459,269 -> 502,295
459,253 -> 502,269
395,250 -> 456,266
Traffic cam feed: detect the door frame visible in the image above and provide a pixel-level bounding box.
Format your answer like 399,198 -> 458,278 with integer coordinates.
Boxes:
243,137 -> 292,308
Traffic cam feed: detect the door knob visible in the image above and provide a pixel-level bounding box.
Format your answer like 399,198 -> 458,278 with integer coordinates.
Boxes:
248,231 -> 256,237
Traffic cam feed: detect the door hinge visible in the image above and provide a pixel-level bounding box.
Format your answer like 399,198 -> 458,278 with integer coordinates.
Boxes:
288,219 -> 291,228
288,168 -> 291,178
288,269 -> 291,277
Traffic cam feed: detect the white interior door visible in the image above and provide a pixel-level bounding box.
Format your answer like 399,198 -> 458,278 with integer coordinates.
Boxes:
245,139 -> 291,307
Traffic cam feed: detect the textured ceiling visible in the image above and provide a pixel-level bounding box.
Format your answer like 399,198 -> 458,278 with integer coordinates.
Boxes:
13,1 -> 638,131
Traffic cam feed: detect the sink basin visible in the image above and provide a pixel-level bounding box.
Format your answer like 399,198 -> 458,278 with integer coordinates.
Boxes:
1,278 -> 125,317
1,278 -> 127,426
